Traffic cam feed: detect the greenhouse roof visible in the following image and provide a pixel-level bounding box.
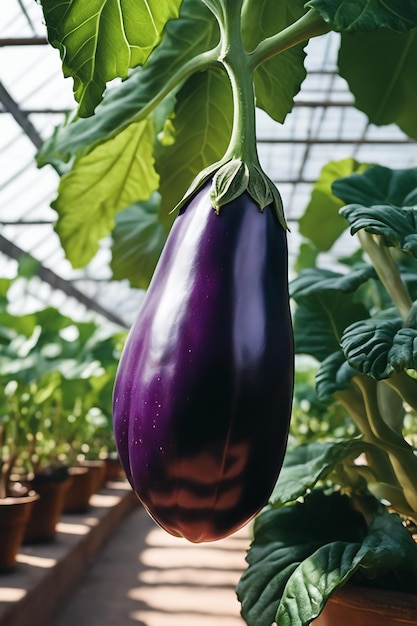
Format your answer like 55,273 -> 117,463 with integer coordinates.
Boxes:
1,0 -> 416,328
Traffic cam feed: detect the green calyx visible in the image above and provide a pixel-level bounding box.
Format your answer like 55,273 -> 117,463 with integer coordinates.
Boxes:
210,159 -> 287,228
172,158 -> 287,229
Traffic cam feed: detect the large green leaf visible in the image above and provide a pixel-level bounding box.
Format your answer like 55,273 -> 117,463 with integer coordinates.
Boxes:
37,0 -> 218,166
290,266 -> 376,299
0,307 -> 108,384
333,165 -> 417,207
237,491 -> 366,626
242,0 -> 307,123
52,118 -> 159,268
292,298 -> 369,363
298,159 -> 370,251
338,28 -> 417,139
290,267 -> 373,361
306,0 -> 417,32
110,194 -> 166,289
340,317 -> 417,380
39,0 -> 182,116
316,350 -> 357,400
276,542 -> 359,626
238,491 -> 417,626
270,439 -> 369,507
389,328 -> 417,372
156,69 -> 233,225
341,204 -> 417,257
277,512 -> 417,626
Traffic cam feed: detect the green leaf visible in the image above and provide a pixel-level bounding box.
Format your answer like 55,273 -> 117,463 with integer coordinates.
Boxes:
0,310 -> 37,338
270,440 -> 369,507
316,351 -> 357,400
290,266 -> 376,299
242,0 -> 307,123
354,511 -> 417,582
298,158 -> 370,251
0,278 -> 11,304
237,491 -> 366,626
338,28 -> 417,139
200,0 -> 224,21
389,327 -> 417,372
290,267 -> 373,361
340,318 -> 404,379
238,491 -> 417,626
277,511 -> 417,625
157,69 -> 233,225
341,204 -> 417,257
39,0 -> 182,116
306,0 -> 417,32
293,242 -> 319,273
110,194 -> 166,289
292,299 -> 368,362
37,0 -> 219,165
333,165 -> 417,207
53,118 -> 159,268
0,307 -> 109,384
277,542 -> 360,626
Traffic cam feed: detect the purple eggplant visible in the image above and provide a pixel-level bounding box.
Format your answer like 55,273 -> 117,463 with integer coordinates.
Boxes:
113,181 -> 294,542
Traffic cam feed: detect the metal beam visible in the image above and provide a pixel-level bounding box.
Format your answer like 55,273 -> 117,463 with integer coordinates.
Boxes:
0,37 -> 48,46
0,81 -> 44,149
0,234 -> 128,329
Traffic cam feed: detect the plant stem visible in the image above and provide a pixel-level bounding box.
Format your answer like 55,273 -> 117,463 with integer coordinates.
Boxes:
249,9 -> 331,69
355,375 -> 417,513
385,371 -> 417,415
358,230 -> 413,321
216,4 -> 259,166
355,376 -> 410,450
335,384 -> 400,488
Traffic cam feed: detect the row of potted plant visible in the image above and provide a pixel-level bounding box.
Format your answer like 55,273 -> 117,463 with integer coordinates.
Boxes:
0,270 -> 127,571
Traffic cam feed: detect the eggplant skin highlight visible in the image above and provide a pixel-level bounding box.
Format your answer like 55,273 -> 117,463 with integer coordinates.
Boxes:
113,181 -> 294,542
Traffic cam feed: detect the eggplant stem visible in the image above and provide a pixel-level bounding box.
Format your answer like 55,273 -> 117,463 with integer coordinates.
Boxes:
249,9 -> 331,69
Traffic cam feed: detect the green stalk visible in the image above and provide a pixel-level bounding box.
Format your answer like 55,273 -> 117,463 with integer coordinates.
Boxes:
355,376 -> 417,513
385,371 -> 417,415
217,2 -> 259,166
249,8 -> 331,69
178,4 -> 331,218
354,376 -> 411,451
358,230 -> 413,322
335,384 -> 400,488
187,0 -> 287,222
335,385 -> 375,440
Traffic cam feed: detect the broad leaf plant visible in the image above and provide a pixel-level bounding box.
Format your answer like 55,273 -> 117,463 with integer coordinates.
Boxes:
32,0 -> 417,624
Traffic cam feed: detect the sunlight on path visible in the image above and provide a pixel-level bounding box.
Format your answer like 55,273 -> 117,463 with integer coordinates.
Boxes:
52,505 -> 250,625
128,525 -> 249,625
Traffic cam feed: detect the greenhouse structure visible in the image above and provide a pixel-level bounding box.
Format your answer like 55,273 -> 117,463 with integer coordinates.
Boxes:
1,1 -> 416,625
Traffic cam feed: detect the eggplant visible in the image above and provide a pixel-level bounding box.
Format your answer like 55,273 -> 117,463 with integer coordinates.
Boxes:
113,181 -> 294,542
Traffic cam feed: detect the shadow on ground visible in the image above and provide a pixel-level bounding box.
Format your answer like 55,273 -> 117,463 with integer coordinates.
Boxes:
52,505 -> 249,626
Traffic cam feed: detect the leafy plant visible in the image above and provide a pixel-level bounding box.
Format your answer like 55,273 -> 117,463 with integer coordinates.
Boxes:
33,0 -> 417,623
0,276 -> 125,495
237,165 -> 417,624
36,0 -> 417,286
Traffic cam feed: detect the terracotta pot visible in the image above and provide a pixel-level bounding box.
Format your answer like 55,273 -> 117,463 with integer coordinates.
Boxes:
103,456 -> 125,482
62,466 -> 93,514
313,584 -> 417,626
23,476 -> 73,543
0,494 -> 39,572
78,459 -> 106,492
